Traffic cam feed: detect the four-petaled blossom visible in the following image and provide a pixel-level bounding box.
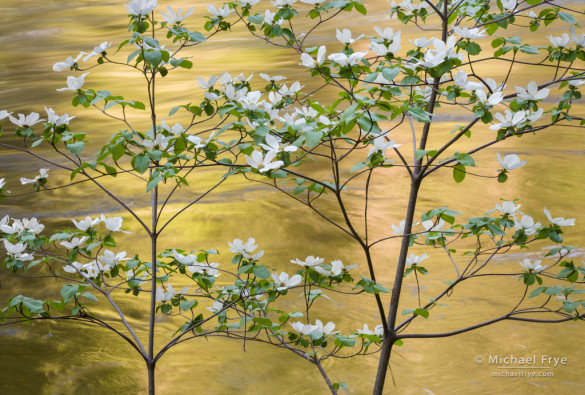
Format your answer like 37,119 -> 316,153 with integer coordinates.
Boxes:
259,73 -> 286,83
475,90 -> 503,107
20,168 -> 49,185
83,41 -> 112,62
370,39 -> 401,56
514,215 -> 541,235
290,256 -> 324,267
259,134 -> 297,153
98,250 -> 130,266
271,272 -> 302,291
422,218 -> 445,234
207,300 -> 225,313
405,253 -> 430,266
160,118 -> 184,136
72,216 -> 100,231
197,75 -> 219,90
56,73 -> 89,92
494,201 -> 520,216
336,28 -> 364,45
207,4 -> 233,18
290,321 -> 320,336
299,46 -> 326,68
409,37 -> 435,48
328,52 -> 368,67
155,283 -> 189,302
313,320 -> 338,337
501,0 -> 516,12
544,207 -> 575,227
515,81 -> 549,101
519,258 -> 547,272
53,54 -> 83,72
187,262 -> 220,277
60,236 -> 89,250
172,249 -> 197,265
3,240 -> 34,261
245,150 -> 284,173
125,0 -> 158,17
368,135 -> 401,157
392,220 -> 406,234
228,237 -> 264,260
45,107 -> 75,126
570,26 -> 585,47
0,110 -> 12,120
453,26 -> 486,39
160,6 -> 194,24
489,110 -> 527,130
497,153 -> 526,171
374,26 -> 401,42
9,112 -> 44,128
548,33 -> 571,48
315,260 -> 357,277
101,214 -> 131,233
357,323 -> 384,336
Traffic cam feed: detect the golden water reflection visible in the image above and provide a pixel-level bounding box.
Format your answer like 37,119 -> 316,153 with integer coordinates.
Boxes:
0,1 -> 584,394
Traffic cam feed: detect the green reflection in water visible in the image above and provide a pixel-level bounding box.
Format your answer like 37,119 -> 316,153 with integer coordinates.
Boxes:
0,1 -> 584,394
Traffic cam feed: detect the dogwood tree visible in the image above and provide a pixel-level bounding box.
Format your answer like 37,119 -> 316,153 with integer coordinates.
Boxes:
1,0 -> 584,394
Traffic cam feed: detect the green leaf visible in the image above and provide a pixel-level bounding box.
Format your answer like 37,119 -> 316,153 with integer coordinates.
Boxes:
142,36 -> 160,48
408,107 -> 432,123
61,284 -> 80,303
529,286 -> 547,298
67,141 -> 84,155
146,176 -> 163,192
453,162 -> 466,183
453,152 -> 476,167
350,161 -> 368,173
248,14 -> 264,24
253,266 -> 271,279
381,67 -> 400,81
188,32 -> 207,42
519,45 -> 540,54
180,300 -> 197,311
131,153 -> 150,174
80,292 -> 98,302
558,11 -> 577,24
414,308 -> 429,318
144,50 -> 162,67
304,131 -> 323,149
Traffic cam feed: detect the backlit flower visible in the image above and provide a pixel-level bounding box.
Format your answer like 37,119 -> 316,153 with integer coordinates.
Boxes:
497,153 -> 526,170
56,73 -> 89,92
245,150 -> 284,173
271,272 -> 302,291
53,54 -> 83,72
514,215 -> 541,235
544,207 -> 575,227
160,6 -> 194,24
519,258 -> 547,272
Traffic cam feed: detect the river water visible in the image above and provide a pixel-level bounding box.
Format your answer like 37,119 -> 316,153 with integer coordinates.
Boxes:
0,1 -> 584,394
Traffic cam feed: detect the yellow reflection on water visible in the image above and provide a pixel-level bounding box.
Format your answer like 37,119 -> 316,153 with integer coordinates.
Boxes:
0,1 -> 584,394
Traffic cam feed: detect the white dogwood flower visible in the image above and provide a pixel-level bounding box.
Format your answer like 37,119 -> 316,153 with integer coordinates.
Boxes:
290,256 -> 324,267
519,258 -> 547,272
544,207 -> 575,227
53,54 -> 83,72
497,153 -> 526,170
56,73 -> 89,92
245,150 -> 284,173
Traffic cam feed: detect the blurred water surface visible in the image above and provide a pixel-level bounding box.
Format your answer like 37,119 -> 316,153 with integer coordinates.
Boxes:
0,1 -> 584,394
